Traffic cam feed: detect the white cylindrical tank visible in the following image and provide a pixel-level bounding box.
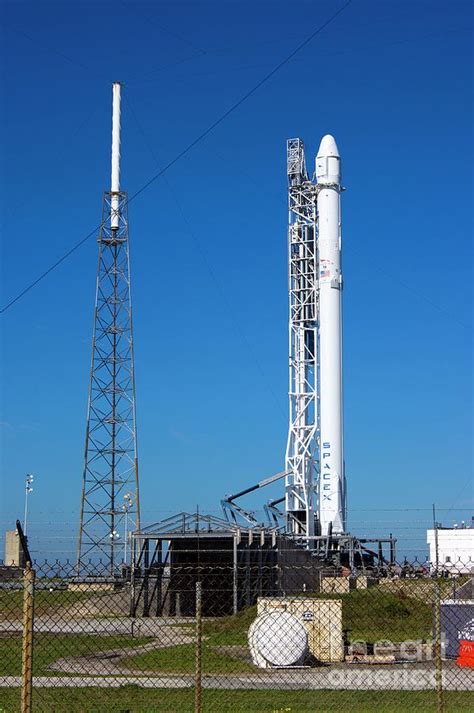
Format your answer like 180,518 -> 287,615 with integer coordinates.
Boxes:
248,611 -> 308,667
111,82 -> 121,229
316,135 -> 345,536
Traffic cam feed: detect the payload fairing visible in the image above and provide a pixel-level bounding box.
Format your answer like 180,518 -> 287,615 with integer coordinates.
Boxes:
285,135 -> 346,539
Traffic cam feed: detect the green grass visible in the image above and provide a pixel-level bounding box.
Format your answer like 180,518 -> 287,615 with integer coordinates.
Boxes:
0,687 -> 473,712
199,585 -> 434,647
203,586 -> 432,645
313,588 -> 433,642
0,584 -> 436,682
203,604 -> 257,645
124,608 -> 259,673
124,641 -> 254,674
0,590 -> 90,621
123,587 -> 434,673
378,576 -> 471,600
0,633 -> 152,677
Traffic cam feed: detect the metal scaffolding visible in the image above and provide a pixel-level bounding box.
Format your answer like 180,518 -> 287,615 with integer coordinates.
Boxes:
285,138 -> 319,539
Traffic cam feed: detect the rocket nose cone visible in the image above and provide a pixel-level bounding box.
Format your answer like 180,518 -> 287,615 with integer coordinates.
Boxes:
317,134 -> 339,158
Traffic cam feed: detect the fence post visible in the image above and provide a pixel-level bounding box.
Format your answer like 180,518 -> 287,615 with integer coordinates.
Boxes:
21,560 -> 35,713
434,578 -> 444,712
233,535 -> 238,615
432,507 -> 444,713
195,581 -> 202,713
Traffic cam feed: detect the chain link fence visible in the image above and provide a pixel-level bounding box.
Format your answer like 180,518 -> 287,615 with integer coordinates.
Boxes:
0,556 -> 473,712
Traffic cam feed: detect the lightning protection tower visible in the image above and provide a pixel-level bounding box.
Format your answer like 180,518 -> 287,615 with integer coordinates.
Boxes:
285,139 -> 318,540
77,83 -> 140,573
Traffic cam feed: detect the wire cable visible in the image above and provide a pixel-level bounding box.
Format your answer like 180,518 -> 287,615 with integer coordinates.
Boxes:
3,24 -> 109,80
123,92 -> 287,420
126,0 -> 352,205
0,226 -> 100,313
119,0 -> 208,56
0,0 -> 352,315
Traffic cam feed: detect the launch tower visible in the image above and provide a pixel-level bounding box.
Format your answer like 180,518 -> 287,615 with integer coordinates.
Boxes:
285,139 -> 318,538
285,136 -> 346,540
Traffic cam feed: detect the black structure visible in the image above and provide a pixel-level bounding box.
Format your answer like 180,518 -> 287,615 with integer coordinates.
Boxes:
129,513 -> 322,617
129,513 -> 397,618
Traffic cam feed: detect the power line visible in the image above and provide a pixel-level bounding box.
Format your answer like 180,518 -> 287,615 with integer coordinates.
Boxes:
4,18 -> 205,85
0,0 -> 352,314
126,1 -> 352,204
123,92 -> 287,420
136,27 -> 471,85
344,242 -> 471,331
119,0 -> 208,56
0,226 -> 100,313
3,24 -> 109,80
3,103 -> 100,224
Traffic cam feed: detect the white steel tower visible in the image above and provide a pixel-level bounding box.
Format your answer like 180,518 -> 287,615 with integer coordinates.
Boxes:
285,135 -> 346,541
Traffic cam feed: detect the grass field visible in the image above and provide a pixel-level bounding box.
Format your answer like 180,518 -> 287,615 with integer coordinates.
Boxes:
0,687 -> 473,712
315,588 -> 433,642
0,578 -> 456,686
0,577 -> 442,645
0,590 -> 90,621
378,577 -> 469,600
124,642 -> 253,674
0,633 -> 152,677
202,588 -> 434,643
124,609 -> 257,673
123,587 -> 434,674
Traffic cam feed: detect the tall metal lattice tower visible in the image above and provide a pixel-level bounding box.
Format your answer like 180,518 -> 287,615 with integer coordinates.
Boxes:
285,139 -> 319,539
77,83 -> 140,572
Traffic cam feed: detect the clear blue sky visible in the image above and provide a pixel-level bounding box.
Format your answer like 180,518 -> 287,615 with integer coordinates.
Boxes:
1,1 -> 472,559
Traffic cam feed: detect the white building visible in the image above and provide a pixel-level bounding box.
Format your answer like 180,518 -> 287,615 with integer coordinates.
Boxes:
427,525 -> 474,575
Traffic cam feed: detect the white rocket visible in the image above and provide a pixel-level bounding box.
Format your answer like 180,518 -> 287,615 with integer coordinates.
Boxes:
285,135 -> 346,542
316,135 -> 345,536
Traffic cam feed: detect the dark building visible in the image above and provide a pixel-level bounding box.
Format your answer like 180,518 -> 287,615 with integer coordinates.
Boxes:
129,513 -> 322,617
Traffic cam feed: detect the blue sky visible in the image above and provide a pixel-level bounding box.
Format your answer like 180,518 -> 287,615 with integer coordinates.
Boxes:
1,0 -> 472,560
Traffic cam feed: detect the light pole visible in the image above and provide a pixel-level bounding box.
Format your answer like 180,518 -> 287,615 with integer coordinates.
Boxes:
122,492 -> 133,564
24,474 -> 34,536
